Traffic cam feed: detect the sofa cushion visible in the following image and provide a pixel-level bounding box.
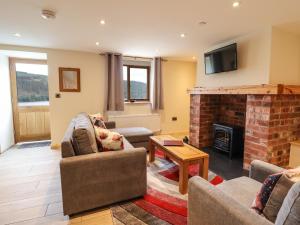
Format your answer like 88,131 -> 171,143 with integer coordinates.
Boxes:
111,127 -> 153,143
276,182 -> 300,225
73,113 -> 98,154
252,173 -> 283,214
263,174 -> 295,222
123,138 -> 134,149
89,113 -> 106,129
61,119 -> 76,158
217,176 -> 262,207
72,128 -> 98,155
94,127 -> 124,151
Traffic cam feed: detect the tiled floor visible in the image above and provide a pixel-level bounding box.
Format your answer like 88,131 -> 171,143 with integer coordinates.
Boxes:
0,138 -> 247,225
0,145 -> 113,225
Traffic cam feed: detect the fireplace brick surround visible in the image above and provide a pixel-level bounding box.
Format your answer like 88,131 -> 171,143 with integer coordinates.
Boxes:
189,85 -> 300,169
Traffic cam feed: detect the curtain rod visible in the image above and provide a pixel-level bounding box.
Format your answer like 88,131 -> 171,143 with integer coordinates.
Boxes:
99,53 -> 167,61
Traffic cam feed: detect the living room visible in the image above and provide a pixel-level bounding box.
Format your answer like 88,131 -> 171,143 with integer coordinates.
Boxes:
0,1 -> 300,225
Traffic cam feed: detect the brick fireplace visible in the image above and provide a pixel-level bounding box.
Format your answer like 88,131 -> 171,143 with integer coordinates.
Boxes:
188,85 -> 300,169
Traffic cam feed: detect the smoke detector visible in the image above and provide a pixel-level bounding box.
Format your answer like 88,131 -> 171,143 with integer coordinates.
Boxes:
41,9 -> 56,20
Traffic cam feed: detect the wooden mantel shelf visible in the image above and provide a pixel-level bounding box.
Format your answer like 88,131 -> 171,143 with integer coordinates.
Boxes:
187,84 -> 300,95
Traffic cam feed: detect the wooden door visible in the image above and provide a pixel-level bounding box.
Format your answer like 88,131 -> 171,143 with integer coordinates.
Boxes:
9,58 -> 51,142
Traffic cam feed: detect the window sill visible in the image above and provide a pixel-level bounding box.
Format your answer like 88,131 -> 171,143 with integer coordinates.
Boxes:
124,101 -> 151,105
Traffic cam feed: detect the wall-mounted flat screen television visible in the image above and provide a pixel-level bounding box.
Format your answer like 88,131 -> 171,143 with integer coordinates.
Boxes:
204,43 -> 237,75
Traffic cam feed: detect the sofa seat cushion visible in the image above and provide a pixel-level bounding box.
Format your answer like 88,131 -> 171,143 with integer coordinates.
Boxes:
217,176 -> 262,207
111,127 -> 153,143
123,138 -> 134,149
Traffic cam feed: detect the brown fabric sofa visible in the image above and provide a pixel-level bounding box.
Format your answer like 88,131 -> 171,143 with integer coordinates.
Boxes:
60,113 -> 147,215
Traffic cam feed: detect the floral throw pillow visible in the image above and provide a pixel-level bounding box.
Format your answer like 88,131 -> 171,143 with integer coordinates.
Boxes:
94,127 -> 124,151
89,113 -> 106,129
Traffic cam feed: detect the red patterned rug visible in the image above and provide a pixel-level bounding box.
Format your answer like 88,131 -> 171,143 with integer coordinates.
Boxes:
156,149 -> 224,185
112,149 -> 224,225
159,164 -> 224,185
112,178 -> 222,225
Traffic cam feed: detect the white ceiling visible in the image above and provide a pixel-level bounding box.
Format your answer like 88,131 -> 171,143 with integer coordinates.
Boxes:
0,0 -> 300,60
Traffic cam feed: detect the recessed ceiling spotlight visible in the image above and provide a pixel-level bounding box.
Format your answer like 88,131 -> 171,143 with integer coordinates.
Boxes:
14,33 -> 21,37
95,42 -> 100,46
198,21 -> 207,26
41,9 -> 56,20
180,33 -> 186,38
100,20 -> 105,25
232,1 -> 240,8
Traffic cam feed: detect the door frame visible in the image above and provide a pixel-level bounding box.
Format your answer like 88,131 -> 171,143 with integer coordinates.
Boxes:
9,58 -> 48,142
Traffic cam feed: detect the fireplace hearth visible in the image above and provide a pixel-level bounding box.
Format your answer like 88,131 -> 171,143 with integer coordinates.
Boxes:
213,123 -> 244,159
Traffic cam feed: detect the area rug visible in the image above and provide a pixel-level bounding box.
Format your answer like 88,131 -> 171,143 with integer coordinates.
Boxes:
111,149 -> 224,225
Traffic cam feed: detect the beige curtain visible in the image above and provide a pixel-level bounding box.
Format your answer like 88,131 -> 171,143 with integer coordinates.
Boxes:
106,53 -> 124,111
151,57 -> 164,110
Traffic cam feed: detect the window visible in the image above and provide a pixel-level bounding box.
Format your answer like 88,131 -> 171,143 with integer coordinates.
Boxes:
123,65 -> 150,101
15,63 -> 49,106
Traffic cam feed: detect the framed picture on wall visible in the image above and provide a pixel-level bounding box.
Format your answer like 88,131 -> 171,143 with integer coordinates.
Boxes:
59,67 -> 81,92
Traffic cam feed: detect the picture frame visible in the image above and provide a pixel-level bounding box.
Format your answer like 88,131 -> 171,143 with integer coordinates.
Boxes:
59,67 -> 81,92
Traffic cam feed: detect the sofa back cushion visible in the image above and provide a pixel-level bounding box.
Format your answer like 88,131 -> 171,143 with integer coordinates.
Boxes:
61,119 -> 76,158
276,182 -> 300,225
72,113 -> 98,155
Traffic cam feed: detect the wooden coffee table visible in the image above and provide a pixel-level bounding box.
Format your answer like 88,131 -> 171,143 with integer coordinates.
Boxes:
149,135 -> 209,194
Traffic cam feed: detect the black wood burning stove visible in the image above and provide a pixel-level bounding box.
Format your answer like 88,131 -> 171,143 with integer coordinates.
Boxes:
212,123 -> 244,159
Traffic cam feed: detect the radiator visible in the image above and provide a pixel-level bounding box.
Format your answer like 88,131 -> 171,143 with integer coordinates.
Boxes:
108,113 -> 161,132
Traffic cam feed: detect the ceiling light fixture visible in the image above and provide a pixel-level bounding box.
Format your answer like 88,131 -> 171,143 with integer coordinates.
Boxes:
198,21 -> 207,26
180,33 -> 186,38
14,33 -> 21,37
232,1 -> 240,8
100,20 -> 105,25
96,42 -> 100,46
192,56 -> 196,60
41,9 -> 56,20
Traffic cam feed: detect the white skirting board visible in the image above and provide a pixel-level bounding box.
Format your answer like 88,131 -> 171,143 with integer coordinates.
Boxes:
108,113 -> 161,132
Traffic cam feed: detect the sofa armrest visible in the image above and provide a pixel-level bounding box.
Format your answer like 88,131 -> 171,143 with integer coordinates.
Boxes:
188,176 -> 272,225
249,160 -> 285,183
104,121 -> 116,129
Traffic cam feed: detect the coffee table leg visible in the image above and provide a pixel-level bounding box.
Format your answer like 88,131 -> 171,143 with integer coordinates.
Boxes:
149,140 -> 155,163
199,157 -> 209,180
179,163 -> 189,194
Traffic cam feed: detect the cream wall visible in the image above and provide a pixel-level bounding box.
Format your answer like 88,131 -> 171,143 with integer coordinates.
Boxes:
108,60 -> 197,134
0,54 -> 15,152
0,44 -> 196,146
196,28 -> 272,87
0,44 -> 106,147
269,28 -> 300,84
161,60 -> 196,134
46,50 -> 106,147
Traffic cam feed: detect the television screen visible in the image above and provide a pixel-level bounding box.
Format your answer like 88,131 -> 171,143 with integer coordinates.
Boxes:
204,43 -> 237,75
